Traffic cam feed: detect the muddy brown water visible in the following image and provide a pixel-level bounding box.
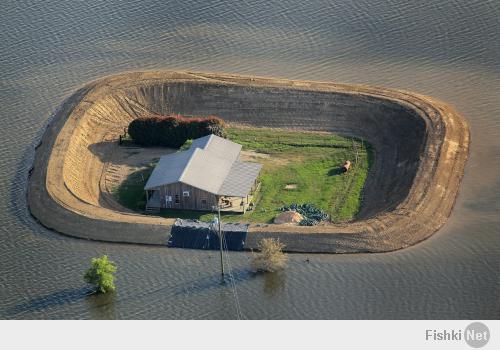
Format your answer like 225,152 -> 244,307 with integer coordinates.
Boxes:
0,0 -> 498,319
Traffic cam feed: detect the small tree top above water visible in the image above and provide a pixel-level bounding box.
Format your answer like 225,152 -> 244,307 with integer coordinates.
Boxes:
84,255 -> 117,294
252,238 -> 287,273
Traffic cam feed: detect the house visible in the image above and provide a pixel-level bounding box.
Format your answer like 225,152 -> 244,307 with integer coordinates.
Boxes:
144,134 -> 262,213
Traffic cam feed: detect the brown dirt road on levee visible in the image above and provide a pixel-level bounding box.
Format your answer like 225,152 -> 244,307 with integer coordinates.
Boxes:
27,71 -> 469,253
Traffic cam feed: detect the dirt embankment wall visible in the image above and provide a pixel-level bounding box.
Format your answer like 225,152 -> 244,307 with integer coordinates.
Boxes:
28,71 -> 469,252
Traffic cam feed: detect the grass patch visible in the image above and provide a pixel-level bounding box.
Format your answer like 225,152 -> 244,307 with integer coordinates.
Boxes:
113,126 -> 372,223
225,127 -> 372,223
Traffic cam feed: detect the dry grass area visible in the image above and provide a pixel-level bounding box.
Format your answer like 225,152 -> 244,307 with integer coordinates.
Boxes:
98,143 -> 173,211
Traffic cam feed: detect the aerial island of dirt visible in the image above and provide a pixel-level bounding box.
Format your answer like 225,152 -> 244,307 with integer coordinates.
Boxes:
27,71 -> 469,253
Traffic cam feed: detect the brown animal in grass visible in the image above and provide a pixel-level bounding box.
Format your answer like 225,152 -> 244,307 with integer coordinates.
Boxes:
342,160 -> 351,173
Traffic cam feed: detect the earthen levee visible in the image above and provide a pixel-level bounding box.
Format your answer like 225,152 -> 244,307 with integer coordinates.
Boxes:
27,71 -> 469,252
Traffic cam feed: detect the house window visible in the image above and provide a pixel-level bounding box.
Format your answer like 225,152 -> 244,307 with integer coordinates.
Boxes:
183,191 -> 190,197
201,198 -> 207,206
174,195 -> 180,204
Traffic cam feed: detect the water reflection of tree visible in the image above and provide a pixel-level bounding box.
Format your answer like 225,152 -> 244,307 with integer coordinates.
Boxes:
86,292 -> 117,320
262,271 -> 286,296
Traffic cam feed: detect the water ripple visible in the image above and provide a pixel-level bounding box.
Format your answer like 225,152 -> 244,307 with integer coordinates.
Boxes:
0,0 -> 499,319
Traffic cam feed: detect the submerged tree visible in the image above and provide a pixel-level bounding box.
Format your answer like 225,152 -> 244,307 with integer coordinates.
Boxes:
84,255 -> 117,293
252,238 -> 287,273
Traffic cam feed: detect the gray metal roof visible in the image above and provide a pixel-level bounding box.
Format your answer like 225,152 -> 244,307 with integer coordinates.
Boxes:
218,161 -> 262,197
179,147 -> 234,193
189,134 -> 241,162
144,134 -> 261,197
144,148 -> 196,190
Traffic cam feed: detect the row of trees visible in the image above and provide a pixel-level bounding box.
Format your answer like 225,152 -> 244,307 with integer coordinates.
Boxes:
128,114 -> 226,148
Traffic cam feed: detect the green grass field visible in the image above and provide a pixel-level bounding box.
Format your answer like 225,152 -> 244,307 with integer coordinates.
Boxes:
113,126 -> 372,223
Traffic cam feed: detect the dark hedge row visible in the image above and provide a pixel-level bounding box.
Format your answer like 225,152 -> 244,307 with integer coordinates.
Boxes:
128,114 -> 226,148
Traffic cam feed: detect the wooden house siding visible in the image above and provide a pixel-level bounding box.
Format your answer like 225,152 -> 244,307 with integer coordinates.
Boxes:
155,182 -> 218,210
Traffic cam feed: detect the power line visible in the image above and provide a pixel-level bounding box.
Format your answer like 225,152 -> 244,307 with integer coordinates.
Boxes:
211,211 -> 244,320
222,234 -> 244,319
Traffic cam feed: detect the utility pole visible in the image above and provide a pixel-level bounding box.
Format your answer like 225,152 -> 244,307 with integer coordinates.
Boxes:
218,204 -> 225,276
215,198 -> 225,277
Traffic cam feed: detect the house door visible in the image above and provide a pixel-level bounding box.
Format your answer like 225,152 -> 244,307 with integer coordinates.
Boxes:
165,194 -> 173,208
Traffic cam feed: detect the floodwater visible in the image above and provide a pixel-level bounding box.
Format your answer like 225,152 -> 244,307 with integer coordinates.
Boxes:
0,0 -> 498,319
